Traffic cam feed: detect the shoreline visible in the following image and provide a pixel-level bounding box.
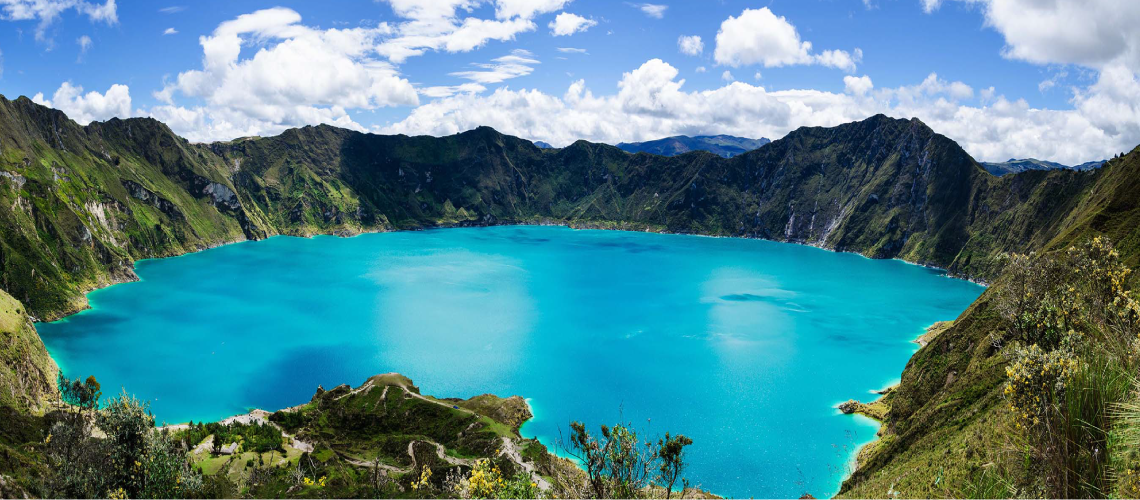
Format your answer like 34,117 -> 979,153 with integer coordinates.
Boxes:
833,321 -> 951,496
38,218 -> 988,324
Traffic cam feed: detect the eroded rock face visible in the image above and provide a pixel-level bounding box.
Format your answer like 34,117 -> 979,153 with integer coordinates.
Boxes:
122,179 -> 184,220
203,181 -> 241,211
0,171 -> 26,189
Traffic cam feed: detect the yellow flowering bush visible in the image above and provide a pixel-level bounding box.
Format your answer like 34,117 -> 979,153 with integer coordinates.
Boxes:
453,459 -> 541,499
411,465 -> 433,491
467,459 -> 503,498
1005,342 -> 1079,429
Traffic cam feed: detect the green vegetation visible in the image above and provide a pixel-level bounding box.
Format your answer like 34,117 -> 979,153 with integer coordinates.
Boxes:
554,420 -> 698,499
173,420 -> 284,454
0,372 -> 704,499
841,236 -> 1140,498
42,390 -> 206,499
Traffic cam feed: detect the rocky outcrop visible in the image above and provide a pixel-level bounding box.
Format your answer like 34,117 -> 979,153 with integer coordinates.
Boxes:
838,398 -> 889,421
121,179 -> 184,220
202,181 -> 241,212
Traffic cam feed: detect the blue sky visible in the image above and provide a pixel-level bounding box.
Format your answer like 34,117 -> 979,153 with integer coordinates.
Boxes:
0,0 -> 1137,164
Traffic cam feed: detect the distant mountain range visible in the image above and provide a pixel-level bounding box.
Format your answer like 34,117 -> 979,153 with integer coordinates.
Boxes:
982,157 -> 1106,176
614,134 -> 771,158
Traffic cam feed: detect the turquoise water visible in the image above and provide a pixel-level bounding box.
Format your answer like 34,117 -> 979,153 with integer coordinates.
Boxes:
39,226 -> 982,498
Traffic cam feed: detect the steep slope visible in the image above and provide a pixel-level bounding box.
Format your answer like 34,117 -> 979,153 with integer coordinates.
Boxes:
615,134 -> 770,158
0,289 -> 56,413
838,146 -> 1140,498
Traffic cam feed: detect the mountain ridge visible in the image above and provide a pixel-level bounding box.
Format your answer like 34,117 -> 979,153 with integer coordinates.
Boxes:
615,134 -> 771,158
981,157 -> 1107,176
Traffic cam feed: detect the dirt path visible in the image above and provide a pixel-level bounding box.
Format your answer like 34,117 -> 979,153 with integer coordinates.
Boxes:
499,437 -> 551,490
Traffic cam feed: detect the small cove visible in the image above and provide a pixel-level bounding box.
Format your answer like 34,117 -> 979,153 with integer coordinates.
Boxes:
38,226 -> 983,498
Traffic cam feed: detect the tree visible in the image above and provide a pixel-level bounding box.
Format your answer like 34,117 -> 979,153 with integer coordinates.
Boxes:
656,433 -> 693,499
58,374 -> 102,415
563,419 -> 685,499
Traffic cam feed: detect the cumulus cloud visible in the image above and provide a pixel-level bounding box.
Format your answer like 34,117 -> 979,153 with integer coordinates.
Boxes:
714,8 -> 861,73
0,0 -> 117,42
843,75 -> 873,95
918,0 -> 1140,160
162,27 -> 176,35
32,82 -> 131,124
148,7 -> 418,142
721,70 -> 734,82
548,12 -> 595,36
924,0 -> 1140,73
677,35 -> 702,56
381,58 -> 1139,165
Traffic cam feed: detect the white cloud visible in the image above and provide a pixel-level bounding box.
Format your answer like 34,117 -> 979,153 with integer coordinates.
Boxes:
630,3 -> 667,19
557,47 -> 587,54
149,7 -> 418,142
76,34 -> 90,53
419,82 -> 486,98
32,81 -> 131,123
721,70 -> 733,82
495,0 -> 569,20
714,8 -> 861,73
158,6 -> 184,14
677,35 -> 702,56
162,27 -> 176,35
916,0 -> 1140,160
695,66 -> 706,73
450,49 -> 538,83
843,75 -> 873,95
753,71 -> 762,81
548,12 -> 595,36
924,0 -> 1140,73
816,48 -> 862,73
920,0 -> 941,13
374,0 -> 571,63
381,58 -> 1139,165
0,0 -> 117,42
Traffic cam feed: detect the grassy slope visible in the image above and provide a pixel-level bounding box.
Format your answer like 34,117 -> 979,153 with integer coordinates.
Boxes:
838,146 -> 1140,498
0,289 -> 56,413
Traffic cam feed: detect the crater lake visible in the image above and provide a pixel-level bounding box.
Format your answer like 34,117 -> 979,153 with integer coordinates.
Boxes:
38,226 -> 983,498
